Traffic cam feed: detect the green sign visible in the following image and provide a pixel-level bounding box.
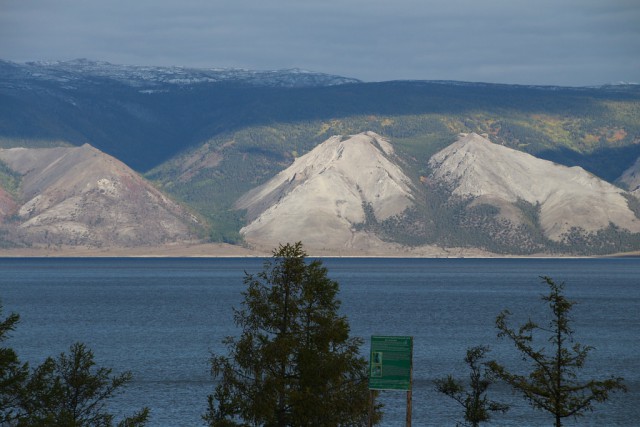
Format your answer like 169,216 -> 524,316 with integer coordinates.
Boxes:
369,335 -> 413,391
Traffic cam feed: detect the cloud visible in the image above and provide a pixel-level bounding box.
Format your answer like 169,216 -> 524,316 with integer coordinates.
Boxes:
0,0 -> 638,85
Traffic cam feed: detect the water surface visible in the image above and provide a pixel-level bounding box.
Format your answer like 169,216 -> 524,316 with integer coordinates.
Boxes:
1,257 -> 638,426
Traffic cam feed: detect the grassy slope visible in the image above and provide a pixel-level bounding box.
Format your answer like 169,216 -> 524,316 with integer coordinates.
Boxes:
0,160 -> 21,197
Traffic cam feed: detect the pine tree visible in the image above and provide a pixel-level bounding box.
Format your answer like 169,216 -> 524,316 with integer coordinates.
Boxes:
205,242 -> 379,426
487,276 -> 627,427
18,342 -> 149,426
435,346 -> 508,426
0,303 -> 28,424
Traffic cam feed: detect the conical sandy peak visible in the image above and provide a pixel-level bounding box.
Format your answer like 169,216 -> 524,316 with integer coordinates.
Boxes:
429,133 -> 640,240
236,132 -> 414,249
0,144 -> 198,246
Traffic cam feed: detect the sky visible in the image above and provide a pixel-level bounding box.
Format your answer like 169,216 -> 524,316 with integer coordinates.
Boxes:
1,0 -> 639,86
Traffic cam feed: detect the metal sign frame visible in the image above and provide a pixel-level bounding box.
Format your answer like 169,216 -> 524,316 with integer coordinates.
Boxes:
368,335 -> 414,426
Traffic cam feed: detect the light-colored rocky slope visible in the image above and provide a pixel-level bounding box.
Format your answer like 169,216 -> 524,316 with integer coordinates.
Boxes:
236,132 -> 414,250
0,144 -> 199,247
429,133 -> 640,240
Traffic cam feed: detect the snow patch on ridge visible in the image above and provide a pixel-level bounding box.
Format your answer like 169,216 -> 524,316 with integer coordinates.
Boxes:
7,59 -> 361,89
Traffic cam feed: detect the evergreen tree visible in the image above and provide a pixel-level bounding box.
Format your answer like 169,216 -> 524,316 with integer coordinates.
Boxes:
487,276 -> 627,427
205,242 -> 379,426
434,346 -> 508,426
0,304 -> 28,424
17,342 -> 149,427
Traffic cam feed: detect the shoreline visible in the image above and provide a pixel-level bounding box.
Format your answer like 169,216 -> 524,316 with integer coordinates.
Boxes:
0,242 -> 638,259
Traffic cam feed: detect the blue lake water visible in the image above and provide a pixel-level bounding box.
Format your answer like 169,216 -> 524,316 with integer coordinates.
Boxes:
1,257 -> 638,426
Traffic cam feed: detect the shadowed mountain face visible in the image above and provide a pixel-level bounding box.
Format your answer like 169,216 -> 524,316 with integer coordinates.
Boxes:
0,59 -> 361,171
3,59 -> 639,175
619,158 -> 640,196
0,145 -> 200,247
236,132 -> 414,250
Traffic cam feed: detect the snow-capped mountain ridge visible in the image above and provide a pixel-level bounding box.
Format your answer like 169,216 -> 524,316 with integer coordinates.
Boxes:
2,59 -> 361,88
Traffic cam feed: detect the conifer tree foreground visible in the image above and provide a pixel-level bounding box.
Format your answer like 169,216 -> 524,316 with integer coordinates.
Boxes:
0,304 -> 28,424
205,242 -> 379,426
434,345 -> 508,426
487,276 -> 627,427
19,343 -> 149,427
0,304 -> 148,426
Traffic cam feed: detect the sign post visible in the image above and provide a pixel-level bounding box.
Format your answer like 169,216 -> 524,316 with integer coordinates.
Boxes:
368,336 -> 413,426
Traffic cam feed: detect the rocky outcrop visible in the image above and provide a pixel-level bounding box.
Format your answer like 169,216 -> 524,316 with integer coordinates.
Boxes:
236,132 -> 414,250
429,133 -> 640,240
0,144 -> 200,247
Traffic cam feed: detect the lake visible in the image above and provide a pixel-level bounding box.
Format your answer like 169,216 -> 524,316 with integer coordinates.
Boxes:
1,257 -> 638,426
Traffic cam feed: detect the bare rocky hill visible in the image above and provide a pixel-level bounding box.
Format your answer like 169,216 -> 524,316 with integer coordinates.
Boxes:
234,131 -> 640,255
235,132 -> 415,251
0,144 -> 200,247
2,132 -> 639,255
429,133 -> 640,241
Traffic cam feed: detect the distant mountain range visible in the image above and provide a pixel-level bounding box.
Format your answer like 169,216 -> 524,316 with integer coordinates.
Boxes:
1,59 -> 640,255
2,59 -> 360,88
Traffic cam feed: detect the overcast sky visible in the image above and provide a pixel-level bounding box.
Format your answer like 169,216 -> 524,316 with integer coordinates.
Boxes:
1,0 -> 638,86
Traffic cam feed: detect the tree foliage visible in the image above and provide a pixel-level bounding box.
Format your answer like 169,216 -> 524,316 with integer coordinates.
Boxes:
487,276 -> 627,427
205,242 -> 379,426
0,301 -> 148,427
16,342 -> 149,427
0,304 -> 29,424
434,346 -> 508,427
